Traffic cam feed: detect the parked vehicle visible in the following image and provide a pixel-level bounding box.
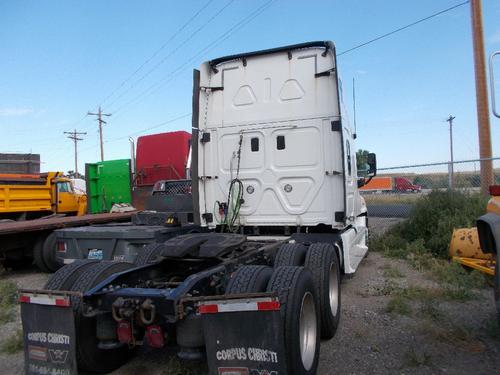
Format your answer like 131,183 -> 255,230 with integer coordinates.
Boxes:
20,41 -> 376,375
55,179 -> 199,266
449,50 -> 500,325
0,172 -> 87,220
0,211 -> 134,271
450,185 -> 500,323
360,176 -> 421,193
132,131 -> 191,210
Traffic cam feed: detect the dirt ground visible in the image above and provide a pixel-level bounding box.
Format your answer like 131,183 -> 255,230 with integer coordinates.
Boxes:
0,220 -> 498,374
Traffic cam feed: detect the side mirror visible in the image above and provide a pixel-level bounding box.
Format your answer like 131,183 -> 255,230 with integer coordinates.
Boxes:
490,51 -> 499,118
367,153 -> 377,176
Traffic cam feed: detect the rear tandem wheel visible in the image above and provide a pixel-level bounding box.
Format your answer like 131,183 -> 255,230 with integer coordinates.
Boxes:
267,266 -> 320,375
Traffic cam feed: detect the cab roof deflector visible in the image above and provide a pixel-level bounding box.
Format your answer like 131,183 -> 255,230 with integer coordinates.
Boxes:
208,41 -> 334,73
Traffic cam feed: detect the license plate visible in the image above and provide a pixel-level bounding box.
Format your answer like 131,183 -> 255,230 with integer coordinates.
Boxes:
88,249 -> 103,260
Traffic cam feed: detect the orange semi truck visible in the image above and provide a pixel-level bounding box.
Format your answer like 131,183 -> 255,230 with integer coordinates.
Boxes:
360,176 -> 422,193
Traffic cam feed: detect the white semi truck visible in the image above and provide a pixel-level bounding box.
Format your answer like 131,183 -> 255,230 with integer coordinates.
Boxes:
19,41 -> 376,375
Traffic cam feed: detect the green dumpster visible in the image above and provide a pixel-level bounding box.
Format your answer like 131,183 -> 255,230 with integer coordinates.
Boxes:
86,159 -> 132,213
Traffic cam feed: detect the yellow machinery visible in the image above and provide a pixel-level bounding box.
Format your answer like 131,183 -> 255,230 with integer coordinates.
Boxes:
450,187 -> 499,276
450,228 -> 495,276
450,186 -> 500,324
0,172 -> 86,220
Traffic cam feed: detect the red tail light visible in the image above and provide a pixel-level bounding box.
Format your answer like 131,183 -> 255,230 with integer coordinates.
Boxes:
145,325 -> 164,348
116,321 -> 133,344
56,241 -> 67,253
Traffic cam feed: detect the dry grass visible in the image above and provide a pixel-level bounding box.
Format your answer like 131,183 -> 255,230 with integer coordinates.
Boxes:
381,263 -> 404,278
416,321 -> 486,353
362,193 -> 422,205
403,347 -> 433,368
0,281 -> 18,324
1,330 -> 23,354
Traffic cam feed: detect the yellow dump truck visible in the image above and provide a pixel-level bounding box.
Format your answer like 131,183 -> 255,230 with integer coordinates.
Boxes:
0,172 -> 86,220
0,172 -> 135,272
450,185 -> 500,323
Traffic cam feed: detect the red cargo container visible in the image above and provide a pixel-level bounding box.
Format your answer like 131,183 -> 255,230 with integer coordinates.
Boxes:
135,131 -> 191,187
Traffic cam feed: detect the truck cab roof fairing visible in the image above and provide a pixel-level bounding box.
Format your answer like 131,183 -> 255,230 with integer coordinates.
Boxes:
208,41 -> 335,73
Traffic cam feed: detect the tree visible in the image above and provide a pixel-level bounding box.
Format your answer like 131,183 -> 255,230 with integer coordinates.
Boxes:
66,170 -> 84,179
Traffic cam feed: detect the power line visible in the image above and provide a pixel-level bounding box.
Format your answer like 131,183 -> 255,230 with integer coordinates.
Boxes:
105,0 -> 235,110
99,0 -> 215,107
111,112 -> 192,141
76,113 -> 192,156
110,0 -> 276,118
64,129 -> 87,175
51,1 -> 214,141
338,1 -> 470,56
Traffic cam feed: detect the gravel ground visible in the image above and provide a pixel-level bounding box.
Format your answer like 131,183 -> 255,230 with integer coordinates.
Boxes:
0,219 -> 498,374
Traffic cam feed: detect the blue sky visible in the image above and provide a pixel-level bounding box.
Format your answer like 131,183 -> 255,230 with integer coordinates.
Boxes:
1,0 -> 499,172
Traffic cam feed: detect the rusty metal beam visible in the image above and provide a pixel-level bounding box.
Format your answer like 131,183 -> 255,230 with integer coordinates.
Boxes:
0,212 -> 134,236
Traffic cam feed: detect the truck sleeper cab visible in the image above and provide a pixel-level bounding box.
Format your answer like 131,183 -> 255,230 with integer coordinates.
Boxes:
21,41 -> 375,375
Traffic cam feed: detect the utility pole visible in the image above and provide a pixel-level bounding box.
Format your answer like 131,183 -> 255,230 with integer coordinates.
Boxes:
445,115 -> 455,189
87,106 -> 111,161
470,0 -> 493,195
64,129 -> 87,176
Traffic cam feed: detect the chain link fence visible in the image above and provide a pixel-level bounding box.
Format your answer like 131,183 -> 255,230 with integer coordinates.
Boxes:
362,157 -> 500,219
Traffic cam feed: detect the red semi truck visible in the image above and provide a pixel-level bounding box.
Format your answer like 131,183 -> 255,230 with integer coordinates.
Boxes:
360,176 -> 422,193
132,130 -> 191,209
135,130 -> 191,185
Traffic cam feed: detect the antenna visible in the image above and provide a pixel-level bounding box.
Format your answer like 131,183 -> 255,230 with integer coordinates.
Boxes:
353,77 -> 357,138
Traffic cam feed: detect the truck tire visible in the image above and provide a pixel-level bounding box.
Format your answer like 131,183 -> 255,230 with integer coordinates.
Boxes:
304,243 -> 341,339
42,232 -> 62,273
45,260 -> 99,290
134,242 -> 165,266
226,265 -> 273,294
33,237 -> 51,273
70,261 -> 135,373
267,266 -> 319,375
274,243 -> 308,267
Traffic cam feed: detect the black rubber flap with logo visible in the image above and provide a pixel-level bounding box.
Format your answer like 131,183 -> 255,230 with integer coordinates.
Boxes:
202,309 -> 287,375
21,303 -> 77,375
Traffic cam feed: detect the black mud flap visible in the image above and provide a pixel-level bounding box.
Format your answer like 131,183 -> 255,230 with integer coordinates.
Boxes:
200,296 -> 287,375
19,290 -> 78,375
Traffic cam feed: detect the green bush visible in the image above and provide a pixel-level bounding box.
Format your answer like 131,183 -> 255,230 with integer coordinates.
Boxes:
386,294 -> 412,315
399,190 -> 487,258
1,330 -> 23,354
370,230 -> 408,258
0,281 -> 18,324
0,281 -> 17,306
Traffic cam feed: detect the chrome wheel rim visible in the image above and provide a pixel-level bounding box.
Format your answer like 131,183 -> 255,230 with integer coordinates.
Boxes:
299,291 -> 317,371
329,262 -> 339,316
